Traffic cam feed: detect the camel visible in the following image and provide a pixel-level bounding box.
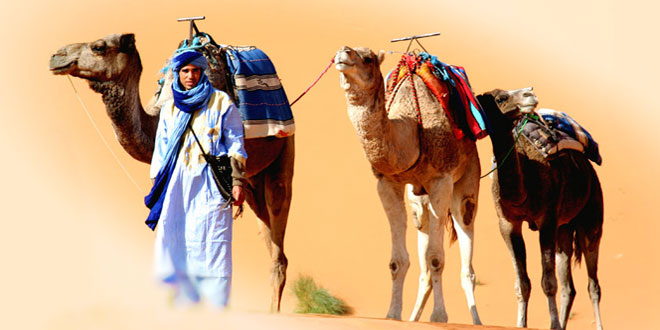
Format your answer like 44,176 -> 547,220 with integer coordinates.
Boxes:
335,46 -> 482,324
49,33 -> 293,312
476,88 -> 604,330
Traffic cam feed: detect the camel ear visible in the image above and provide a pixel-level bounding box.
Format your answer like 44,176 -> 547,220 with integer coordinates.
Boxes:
119,34 -> 136,53
377,50 -> 385,65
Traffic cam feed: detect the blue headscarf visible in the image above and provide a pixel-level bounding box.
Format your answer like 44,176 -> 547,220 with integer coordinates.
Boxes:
171,51 -> 213,113
144,51 -> 214,230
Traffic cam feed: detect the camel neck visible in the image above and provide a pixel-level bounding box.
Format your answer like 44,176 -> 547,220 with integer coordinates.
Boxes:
344,76 -> 421,175
489,117 -> 528,204
345,80 -> 393,159
90,71 -> 158,164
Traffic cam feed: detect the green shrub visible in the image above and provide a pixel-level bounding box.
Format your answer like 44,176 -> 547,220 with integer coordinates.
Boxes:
291,275 -> 351,315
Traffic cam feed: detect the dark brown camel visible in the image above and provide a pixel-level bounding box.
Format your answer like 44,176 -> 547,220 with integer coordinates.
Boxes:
476,88 -> 604,330
48,33 -> 292,312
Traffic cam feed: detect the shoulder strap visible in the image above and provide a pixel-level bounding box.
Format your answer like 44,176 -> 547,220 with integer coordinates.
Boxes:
187,118 -> 210,157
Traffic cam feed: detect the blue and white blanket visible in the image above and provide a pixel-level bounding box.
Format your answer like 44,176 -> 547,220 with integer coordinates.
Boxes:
519,109 -> 602,165
224,46 -> 295,139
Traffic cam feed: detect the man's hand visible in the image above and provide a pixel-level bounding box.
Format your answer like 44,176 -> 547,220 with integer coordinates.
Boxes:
232,186 -> 245,206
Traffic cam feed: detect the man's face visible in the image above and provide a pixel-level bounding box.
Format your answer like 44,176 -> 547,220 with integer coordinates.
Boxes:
179,64 -> 202,90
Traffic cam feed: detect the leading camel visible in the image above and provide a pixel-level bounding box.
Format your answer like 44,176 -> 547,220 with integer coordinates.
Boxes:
49,33 -> 293,312
335,46 -> 482,324
476,88 -> 604,330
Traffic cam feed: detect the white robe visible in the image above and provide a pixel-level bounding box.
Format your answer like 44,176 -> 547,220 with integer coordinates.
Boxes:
150,90 -> 246,306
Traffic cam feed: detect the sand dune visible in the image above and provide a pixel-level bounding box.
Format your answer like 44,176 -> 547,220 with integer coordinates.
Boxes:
2,0 -> 659,329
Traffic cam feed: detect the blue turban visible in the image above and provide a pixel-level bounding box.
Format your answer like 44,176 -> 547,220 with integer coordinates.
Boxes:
171,50 -> 213,114
172,50 -> 210,73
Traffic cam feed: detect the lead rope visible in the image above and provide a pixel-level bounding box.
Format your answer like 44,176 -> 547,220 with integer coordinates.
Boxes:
290,57 -> 335,106
66,76 -> 145,194
480,115 -> 530,179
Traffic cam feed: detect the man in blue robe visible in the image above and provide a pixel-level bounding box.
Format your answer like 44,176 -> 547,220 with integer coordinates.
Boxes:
146,50 -> 247,307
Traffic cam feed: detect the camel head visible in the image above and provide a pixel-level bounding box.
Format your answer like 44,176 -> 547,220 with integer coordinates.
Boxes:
49,33 -> 142,84
479,87 -> 539,120
335,46 -> 385,92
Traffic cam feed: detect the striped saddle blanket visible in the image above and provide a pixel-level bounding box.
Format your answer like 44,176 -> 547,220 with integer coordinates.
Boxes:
155,35 -> 294,139
224,46 -> 295,139
518,110 -> 602,165
386,52 -> 491,140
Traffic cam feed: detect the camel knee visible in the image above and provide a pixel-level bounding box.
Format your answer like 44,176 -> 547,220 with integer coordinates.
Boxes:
541,274 -> 558,296
389,257 -> 410,280
461,269 -> 477,287
515,278 -> 531,302
588,279 -> 601,303
561,282 -> 576,301
426,254 -> 445,273
266,182 -> 291,216
271,253 -> 288,280
461,196 -> 477,226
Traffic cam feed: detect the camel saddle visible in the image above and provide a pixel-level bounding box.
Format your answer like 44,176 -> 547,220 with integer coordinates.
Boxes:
517,110 -> 602,165
385,52 -> 491,141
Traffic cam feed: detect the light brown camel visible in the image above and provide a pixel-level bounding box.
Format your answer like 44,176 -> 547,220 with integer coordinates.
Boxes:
49,33 -> 293,312
476,88 -> 604,330
335,46 -> 482,324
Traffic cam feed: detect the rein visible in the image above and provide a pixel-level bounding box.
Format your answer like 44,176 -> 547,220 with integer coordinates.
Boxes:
480,115 -> 531,179
290,57 -> 335,106
65,76 -> 145,194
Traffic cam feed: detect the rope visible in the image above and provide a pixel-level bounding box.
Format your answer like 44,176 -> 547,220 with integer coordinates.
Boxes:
385,54 -> 422,124
385,73 -> 408,113
66,76 -> 145,194
290,57 -> 335,106
480,115 -> 530,179
408,71 -> 422,124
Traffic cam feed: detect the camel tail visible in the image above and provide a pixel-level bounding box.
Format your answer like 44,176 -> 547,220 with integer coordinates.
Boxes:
573,232 -> 584,266
572,180 -> 604,266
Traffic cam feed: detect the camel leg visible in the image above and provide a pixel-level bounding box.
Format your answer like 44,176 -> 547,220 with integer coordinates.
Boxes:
244,172 -> 274,256
425,176 -> 454,323
407,185 -> 432,321
577,225 -> 603,330
539,221 -> 561,329
450,159 -> 481,325
263,135 -> 294,313
556,225 -> 576,330
244,168 -> 285,311
377,178 -> 409,320
499,218 -> 531,328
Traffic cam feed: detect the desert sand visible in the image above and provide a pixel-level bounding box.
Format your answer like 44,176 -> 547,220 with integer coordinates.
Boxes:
2,0 -> 659,329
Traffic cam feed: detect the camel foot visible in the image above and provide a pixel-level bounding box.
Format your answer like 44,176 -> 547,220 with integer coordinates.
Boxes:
470,306 -> 482,325
430,310 -> 448,323
386,310 -> 402,320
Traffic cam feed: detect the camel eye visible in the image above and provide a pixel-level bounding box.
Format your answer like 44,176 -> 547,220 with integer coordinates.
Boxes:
92,42 -> 107,54
496,95 -> 508,104
364,57 -> 373,64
